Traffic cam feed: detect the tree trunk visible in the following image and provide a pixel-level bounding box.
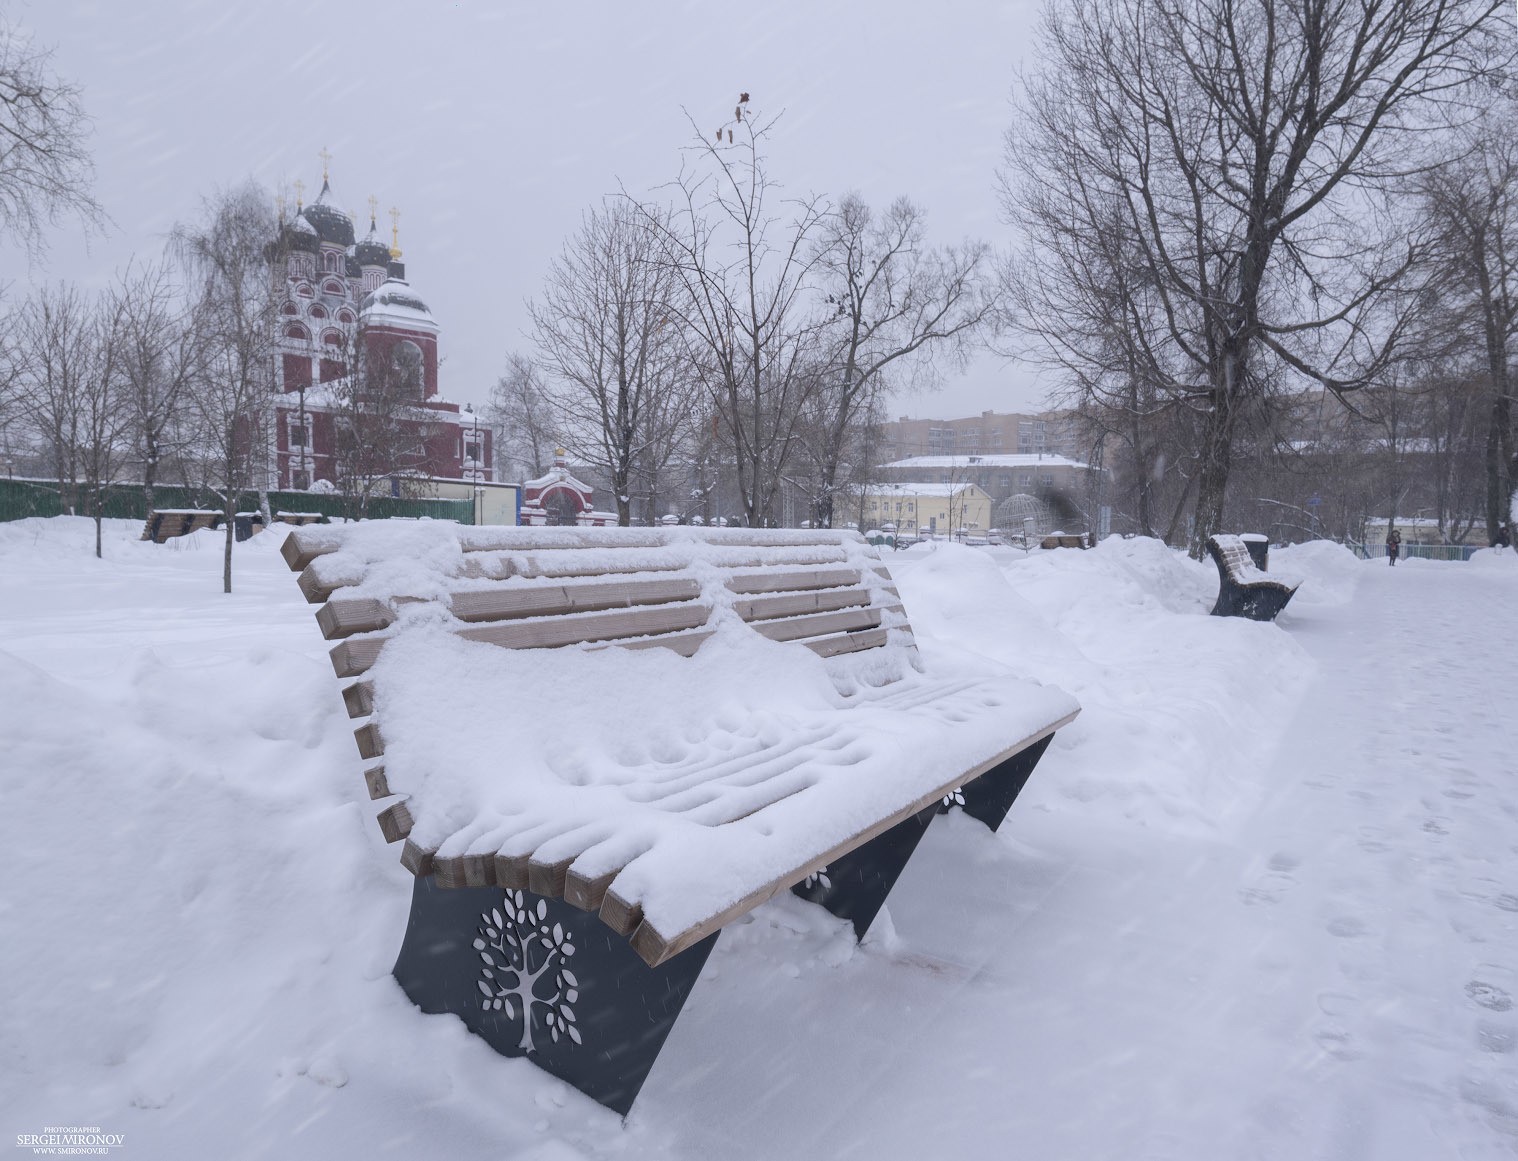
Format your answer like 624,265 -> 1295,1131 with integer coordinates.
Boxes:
613,466 -> 631,527
1487,392 -> 1513,542
223,498 -> 235,594
1191,375 -> 1242,558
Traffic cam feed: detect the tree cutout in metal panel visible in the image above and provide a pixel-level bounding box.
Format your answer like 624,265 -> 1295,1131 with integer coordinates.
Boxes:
472,890 -> 581,1052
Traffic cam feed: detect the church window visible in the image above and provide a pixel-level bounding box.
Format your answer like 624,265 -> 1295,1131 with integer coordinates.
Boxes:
283,323 -> 309,341
281,301 -> 298,316
309,303 -> 328,320
322,330 -> 344,347
322,279 -> 345,296
289,423 -> 308,448
392,339 -> 425,397
294,282 -> 314,298
324,251 -> 340,273
336,308 -> 355,324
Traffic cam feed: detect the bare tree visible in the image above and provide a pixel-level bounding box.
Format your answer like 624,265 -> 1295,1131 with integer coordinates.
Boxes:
1415,95 -> 1518,542
805,194 -> 999,527
645,97 -> 831,527
173,182 -> 279,593
488,351 -> 557,483
1004,0 -> 1507,555
0,18 -> 103,254
74,284 -> 135,558
12,282 -> 91,513
530,200 -> 692,525
113,261 -> 199,512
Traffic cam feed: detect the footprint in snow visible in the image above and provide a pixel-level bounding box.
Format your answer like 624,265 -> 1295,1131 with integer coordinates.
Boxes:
1493,895 -> 1518,914
1465,981 -> 1513,1012
1238,873 -> 1294,906
1477,1021 -> 1515,1054
1268,851 -> 1301,873
1327,915 -> 1367,939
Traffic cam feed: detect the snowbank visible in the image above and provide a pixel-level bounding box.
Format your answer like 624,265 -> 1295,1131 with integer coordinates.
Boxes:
892,538 -> 1315,836
4,518 -> 1437,1159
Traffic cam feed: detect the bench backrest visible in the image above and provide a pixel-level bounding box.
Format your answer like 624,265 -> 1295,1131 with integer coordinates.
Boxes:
142,510 -> 223,543
284,525 -> 910,682
1207,534 -> 1267,582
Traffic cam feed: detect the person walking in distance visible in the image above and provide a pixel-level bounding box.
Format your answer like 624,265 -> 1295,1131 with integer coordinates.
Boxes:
1386,525 -> 1402,566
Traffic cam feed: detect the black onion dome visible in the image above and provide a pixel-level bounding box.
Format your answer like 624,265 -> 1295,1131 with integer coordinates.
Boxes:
283,215 -> 320,254
353,226 -> 391,268
301,203 -> 354,247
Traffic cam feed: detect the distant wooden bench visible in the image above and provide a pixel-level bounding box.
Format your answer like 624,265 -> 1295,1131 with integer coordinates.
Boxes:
282,524 -> 1079,1114
233,510 -> 328,541
141,509 -> 223,543
1206,533 -> 1299,621
1039,532 -> 1091,550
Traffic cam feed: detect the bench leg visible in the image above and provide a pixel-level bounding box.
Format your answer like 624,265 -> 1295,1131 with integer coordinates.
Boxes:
790,804 -> 939,940
945,734 -> 1055,833
392,877 -> 718,1116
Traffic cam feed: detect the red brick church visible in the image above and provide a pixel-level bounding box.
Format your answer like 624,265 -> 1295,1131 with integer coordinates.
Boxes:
269,163 -> 492,491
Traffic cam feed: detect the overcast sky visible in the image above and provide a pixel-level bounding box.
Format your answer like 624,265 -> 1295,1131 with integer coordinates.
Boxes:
3,0 -> 1056,420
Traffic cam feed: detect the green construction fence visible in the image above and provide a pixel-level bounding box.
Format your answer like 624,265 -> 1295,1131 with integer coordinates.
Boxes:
0,478 -> 475,525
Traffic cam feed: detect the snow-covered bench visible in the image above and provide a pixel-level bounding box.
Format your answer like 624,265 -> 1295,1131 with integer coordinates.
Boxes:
1039,532 -> 1091,549
141,509 -> 223,543
1206,533 -> 1299,621
281,522 -> 1079,1114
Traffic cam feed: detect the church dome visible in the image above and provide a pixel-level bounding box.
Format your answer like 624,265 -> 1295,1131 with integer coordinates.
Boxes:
360,276 -> 438,333
283,214 -> 321,254
353,224 -> 391,268
364,278 -> 430,315
301,202 -> 354,247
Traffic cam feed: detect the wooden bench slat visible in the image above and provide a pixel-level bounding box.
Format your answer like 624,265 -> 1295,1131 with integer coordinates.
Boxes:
364,765 -> 390,800
458,602 -> 713,652
376,801 -> 414,844
748,604 -> 889,644
725,566 -> 861,595
451,576 -> 702,624
800,626 -> 893,658
731,587 -> 871,622
317,597 -> 395,640
343,680 -> 375,719
354,721 -> 384,760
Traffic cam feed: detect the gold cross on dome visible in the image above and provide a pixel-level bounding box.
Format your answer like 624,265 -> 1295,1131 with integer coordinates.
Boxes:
367,194 -> 379,226
293,178 -> 305,209
318,146 -> 332,181
389,206 -> 402,257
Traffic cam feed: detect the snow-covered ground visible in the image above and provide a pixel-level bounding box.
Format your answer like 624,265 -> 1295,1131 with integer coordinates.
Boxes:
2,518 -> 1515,1159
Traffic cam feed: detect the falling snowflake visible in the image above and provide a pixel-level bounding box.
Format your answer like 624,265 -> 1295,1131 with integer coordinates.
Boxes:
472,890 -> 581,1053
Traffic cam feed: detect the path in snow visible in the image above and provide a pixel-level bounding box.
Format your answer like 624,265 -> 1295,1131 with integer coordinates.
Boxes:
1202,561 -> 1518,1160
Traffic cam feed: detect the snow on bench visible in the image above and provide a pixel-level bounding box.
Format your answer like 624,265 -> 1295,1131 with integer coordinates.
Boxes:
141,509 -> 223,543
1206,533 -> 1301,621
281,521 -> 1080,1112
